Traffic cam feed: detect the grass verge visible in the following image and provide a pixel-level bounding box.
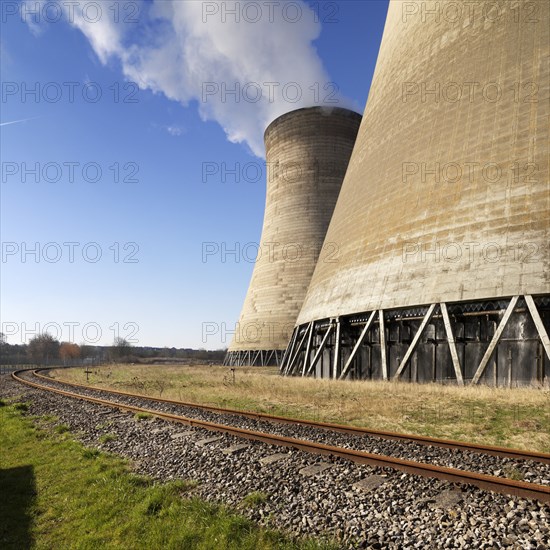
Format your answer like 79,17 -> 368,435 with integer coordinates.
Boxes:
0,402 -> 334,550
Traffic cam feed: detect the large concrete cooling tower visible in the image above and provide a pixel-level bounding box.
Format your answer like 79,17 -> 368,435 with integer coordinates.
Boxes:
282,0 -> 550,386
225,107 -> 362,366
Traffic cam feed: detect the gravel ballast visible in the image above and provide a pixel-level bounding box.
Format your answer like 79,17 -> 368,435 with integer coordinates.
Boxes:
3,374 -> 549,549
26,371 -> 550,485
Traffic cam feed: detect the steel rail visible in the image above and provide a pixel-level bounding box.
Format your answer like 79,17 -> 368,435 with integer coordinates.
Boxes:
31,368 -> 550,465
12,369 -> 550,504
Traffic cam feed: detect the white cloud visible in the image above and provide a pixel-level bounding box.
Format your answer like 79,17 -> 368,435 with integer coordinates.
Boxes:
0,116 -> 42,127
21,0 -> 46,36
166,125 -> 184,137
29,1 -> 354,157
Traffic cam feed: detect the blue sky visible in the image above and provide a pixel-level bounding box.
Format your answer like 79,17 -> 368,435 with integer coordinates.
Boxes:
1,0 -> 389,349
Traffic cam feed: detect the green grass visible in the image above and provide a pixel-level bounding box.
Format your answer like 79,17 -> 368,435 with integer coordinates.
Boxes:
82,448 -> 101,459
503,466 -> 524,481
0,402 -> 335,550
54,424 -> 70,434
99,433 -> 117,444
134,412 -> 152,421
240,491 -> 269,509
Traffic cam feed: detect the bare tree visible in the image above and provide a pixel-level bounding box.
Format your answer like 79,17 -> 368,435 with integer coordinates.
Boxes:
111,337 -> 131,362
28,333 -> 60,365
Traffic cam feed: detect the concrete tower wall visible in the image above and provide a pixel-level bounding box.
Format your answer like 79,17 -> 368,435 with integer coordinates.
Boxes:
226,107 -> 362,366
283,0 -> 550,385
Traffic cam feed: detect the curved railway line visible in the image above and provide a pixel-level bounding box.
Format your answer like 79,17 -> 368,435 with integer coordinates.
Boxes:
12,368 -> 550,504
29,368 -> 550,464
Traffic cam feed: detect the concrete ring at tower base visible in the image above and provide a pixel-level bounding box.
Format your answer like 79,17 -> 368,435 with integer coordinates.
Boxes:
282,296 -> 550,387
224,350 -> 282,367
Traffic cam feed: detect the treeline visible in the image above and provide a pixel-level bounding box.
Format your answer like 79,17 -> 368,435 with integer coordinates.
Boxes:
0,332 -> 226,366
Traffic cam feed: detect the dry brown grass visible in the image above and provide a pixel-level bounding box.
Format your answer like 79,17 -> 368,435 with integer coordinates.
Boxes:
50,364 -> 550,453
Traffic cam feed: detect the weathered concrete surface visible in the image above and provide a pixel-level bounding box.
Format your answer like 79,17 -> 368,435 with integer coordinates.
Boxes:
230,107 -> 362,352
297,0 -> 550,326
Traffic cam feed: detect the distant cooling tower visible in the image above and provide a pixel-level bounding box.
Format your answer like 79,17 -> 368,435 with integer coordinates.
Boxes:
225,107 -> 362,366
282,0 -> 550,386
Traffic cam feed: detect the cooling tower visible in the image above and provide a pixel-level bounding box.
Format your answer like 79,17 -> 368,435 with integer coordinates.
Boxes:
282,0 -> 550,386
225,107 -> 362,366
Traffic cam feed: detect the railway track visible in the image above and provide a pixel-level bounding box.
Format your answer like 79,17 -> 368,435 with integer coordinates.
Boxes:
12,368 -> 550,504
30,368 -> 550,465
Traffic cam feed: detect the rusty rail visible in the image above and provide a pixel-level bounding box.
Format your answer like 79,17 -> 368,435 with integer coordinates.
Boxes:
32,368 -> 550,465
12,369 -> 550,503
